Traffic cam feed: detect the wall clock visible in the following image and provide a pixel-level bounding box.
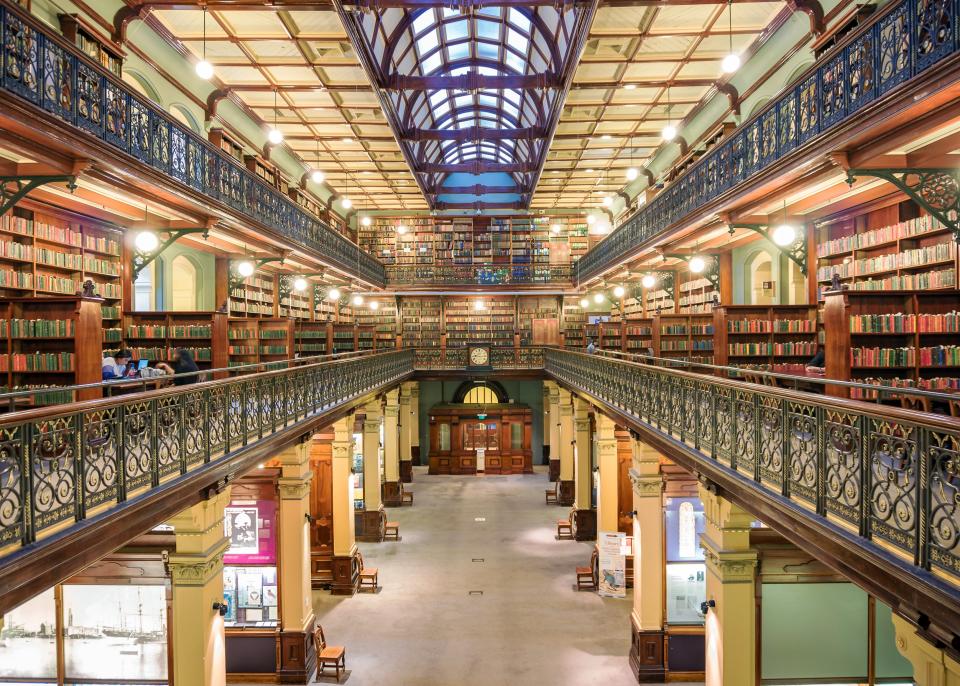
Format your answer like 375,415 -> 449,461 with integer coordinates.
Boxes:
467,345 -> 491,370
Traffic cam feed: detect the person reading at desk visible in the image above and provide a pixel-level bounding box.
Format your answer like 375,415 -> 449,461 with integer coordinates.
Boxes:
156,348 -> 201,386
805,344 -> 825,372
102,350 -> 133,381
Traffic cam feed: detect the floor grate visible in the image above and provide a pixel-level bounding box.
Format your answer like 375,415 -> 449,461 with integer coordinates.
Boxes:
472,558 -> 484,563
468,590 -> 483,596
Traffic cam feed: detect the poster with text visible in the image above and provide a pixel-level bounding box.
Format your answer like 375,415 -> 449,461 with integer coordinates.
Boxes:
597,531 -> 627,598
224,500 -> 277,565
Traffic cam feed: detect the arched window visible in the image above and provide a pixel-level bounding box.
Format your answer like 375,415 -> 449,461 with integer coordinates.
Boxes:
744,249 -> 775,305
463,385 -> 498,405
134,261 -> 155,311
169,103 -> 201,134
170,255 -> 199,310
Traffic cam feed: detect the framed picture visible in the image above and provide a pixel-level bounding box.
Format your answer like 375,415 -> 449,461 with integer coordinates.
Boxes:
237,571 -> 263,609
263,585 -> 278,608
224,507 -> 260,556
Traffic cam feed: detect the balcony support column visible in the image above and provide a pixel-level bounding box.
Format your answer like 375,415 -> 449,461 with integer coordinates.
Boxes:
409,383 -> 421,465
595,413 -> 619,536
399,382 -> 414,483
330,414 -> 359,595
572,397 -> 596,541
546,382 -> 561,481
698,483 -> 758,686
276,440 -> 317,682
167,487 -> 232,686
558,388 -> 575,506
382,388 -> 402,506
359,400 -> 384,542
629,438 -> 666,682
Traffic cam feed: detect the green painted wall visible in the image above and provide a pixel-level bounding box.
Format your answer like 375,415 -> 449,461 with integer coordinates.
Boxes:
417,380 -> 545,464
761,583 -> 912,682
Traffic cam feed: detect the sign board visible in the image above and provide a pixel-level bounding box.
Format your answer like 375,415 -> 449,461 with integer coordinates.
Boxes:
597,531 -> 627,598
476,448 -> 485,472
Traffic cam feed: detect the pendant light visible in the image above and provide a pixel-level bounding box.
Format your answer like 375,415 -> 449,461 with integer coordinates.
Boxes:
195,7 -> 214,79
626,134 -> 639,181
268,90 -> 284,145
721,0 -> 741,74
662,86 -> 677,142
341,173 -> 352,209
772,199 -> 798,246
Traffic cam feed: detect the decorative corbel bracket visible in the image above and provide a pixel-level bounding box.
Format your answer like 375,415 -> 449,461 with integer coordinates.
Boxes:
0,174 -> 77,216
643,270 -> 676,304
665,253 -> 721,292
132,227 -> 211,280
846,168 -> 960,243
728,222 -> 808,275
228,256 -> 285,292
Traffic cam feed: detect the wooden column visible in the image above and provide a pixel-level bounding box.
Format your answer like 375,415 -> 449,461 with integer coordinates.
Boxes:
572,397 -> 596,541
167,488 -> 232,686
276,441 -> 316,683
330,414 -> 358,595
359,400 -> 384,542
409,382 -> 421,465
698,482 -> 758,686
629,438 -> 666,682
382,388 -> 402,507
557,388 -> 575,506
542,382 -> 552,464
892,614 -> 960,685
398,382 -> 414,483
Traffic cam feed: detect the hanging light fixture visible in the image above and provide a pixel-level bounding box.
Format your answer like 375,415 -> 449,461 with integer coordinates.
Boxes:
474,299 -> 485,311
267,90 -> 283,145
361,215 -> 372,227
340,173 -> 352,209
352,293 -> 364,306
551,223 -> 561,235
327,287 -> 341,301
613,285 -> 626,298
603,195 -> 613,207
662,86 -> 677,142
135,230 -> 159,253
642,273 -> 656,289
237,260 -> 255,278
626,133 -> 639,181
293,276 -> 308,292
195,8 -> 214,79
772,199 -> 799,246
396,224 -> 408,235
593,292 -> 605,304
369,300 -> 380,311
310,138 -> 325,183
721,0 -> 741,74
579,297 -> 590,308
586,214 -> 596,225
689,255 -> 706,274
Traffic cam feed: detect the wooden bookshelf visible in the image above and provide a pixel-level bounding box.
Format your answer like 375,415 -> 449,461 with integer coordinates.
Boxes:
443,297 -> 515,349
259,319 -> 294,363
517,296 -> 559,346
597,321 -> 622,351
399,296 -> 441,349
229,270 -> 277,318
294,321 -> 329,357
332,323 -> 358,354
823,290 -> 960,399
561,297 -> 586,349
0,207 -> 123,328
713,305 -> 818,370
356,301 -> 398,350
123,311 -> 228,370
815,202 -> 956,300
624,318 -> 654,353
58,13 -> 124,77
653,313 -> 714,364
677,274 -> 718,314
0,296 -> 103,404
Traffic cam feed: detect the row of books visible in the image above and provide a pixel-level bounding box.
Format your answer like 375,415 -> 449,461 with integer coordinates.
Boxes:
728,320 -> 772,333
0,240 -> 32,261
103,328 -> 122,342
0,319 -> 75,338
728,341 -> 818,356
844,268 -> 956,293
0,352 -> 74,371
850,311 -> 960,333
817,241 -> 955,281
849,376 -> 960,399
919,346 -> 960,367
850,347 -> 915,367
773,319 -> 817,333
817,215 -> 943,257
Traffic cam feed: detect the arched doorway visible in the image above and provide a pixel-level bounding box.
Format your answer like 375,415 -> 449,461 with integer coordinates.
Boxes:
170,255 -> 199,310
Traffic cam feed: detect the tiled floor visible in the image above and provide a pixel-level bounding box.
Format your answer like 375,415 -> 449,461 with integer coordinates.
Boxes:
310,467 -> 695,686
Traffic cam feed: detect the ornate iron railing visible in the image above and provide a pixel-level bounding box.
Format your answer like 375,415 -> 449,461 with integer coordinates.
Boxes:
412,346 -> 545,370
386,264 -> 572,286
575,0 -> 960,283
0,349 -> 411,554
0,1 -> 385,287
544,348 -> 960,586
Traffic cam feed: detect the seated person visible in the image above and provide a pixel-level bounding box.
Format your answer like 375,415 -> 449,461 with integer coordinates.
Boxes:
805,345 -> 825,372
102,349 -> 133,381
156,348 -> 202,386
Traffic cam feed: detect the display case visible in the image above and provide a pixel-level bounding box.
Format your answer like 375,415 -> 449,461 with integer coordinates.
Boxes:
664,496 -> 707,626
223,496 -> 278,628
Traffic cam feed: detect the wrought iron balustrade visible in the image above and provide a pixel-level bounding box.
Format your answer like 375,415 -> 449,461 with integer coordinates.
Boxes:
0,1 -> 385,287
575,0 -> 960,283
412,346 -> 545,370
0,349 -> 412,555
544,348 -> 960,588
385,264 -> 572,286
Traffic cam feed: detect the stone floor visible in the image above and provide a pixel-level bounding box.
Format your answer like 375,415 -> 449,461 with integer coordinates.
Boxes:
311,466 -> 685,686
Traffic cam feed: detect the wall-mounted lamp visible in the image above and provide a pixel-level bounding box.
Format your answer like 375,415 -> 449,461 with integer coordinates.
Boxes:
212,601 -> 229,616
700,599 -> 716,615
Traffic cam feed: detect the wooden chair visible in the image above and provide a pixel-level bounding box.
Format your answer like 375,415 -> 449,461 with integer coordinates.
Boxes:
356,552 -> 378,592
400,484 -> 414,506
313,624 -> 345,682
384,520 -> 400,541
556,517 -> 573,540
577,547 -> 599,590
545,481 -> 558,505
949,397 -> 960,418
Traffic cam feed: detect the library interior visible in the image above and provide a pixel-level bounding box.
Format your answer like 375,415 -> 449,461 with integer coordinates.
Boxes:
0,0 -> 959,684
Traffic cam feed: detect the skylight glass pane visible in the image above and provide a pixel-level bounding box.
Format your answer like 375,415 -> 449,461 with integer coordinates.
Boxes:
445,19 -> 468,41
448,43 -> 469,61
454,95 -> 471,108
503,103 -> 519,119
478,7 -> 501,18
479,118 -> 495,128
478,66 -> 498,76
433,102 -> 450,117
504,89 -> 521,105
422,52 -> 442,73
429,90 -> 447,105
476,20 -> 499,40
507,29 -> 529,53
478,94 -> 496,107
413,10 -> 435,34
505,52 -> 525,73
508,8 -> 531,32
477,42 -> 498,59
417,30 -> 439,55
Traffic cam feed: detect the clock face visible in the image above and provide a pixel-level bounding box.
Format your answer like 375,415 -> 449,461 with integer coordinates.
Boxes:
469,347 -> 489,365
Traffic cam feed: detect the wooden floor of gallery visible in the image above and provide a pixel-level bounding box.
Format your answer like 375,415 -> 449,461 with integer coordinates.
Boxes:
308,468 -> 694,686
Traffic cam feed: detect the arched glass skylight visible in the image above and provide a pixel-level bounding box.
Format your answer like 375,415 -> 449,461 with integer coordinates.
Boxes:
343,2 -> 592,207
